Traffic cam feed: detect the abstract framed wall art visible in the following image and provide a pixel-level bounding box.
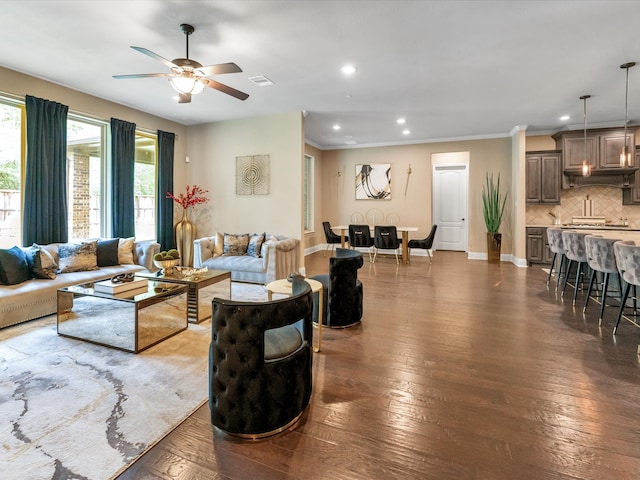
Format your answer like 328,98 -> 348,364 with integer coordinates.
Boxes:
355,163 -> 391,200
236,154 -> 270,195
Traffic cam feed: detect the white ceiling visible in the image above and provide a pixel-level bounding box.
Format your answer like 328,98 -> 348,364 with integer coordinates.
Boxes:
1,0 -> 639,149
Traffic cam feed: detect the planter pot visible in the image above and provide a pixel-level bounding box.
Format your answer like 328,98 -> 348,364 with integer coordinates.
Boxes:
487,232 -> 502,263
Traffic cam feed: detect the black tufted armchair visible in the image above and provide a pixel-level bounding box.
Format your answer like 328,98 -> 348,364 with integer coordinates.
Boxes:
209,277 -> 313,438
310,247 -> 364,328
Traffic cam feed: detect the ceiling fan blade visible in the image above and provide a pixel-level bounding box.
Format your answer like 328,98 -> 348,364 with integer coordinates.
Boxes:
178,93 -> 192,104
131,46 -> 181,71
196,62 -> 243,77
113,73 -> 175,79
201,79 -> 249,101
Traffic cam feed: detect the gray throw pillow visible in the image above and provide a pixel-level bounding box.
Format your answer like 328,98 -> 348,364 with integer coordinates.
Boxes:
58,241 -> 98,273
97,238 -> 120,267
223,233 -> 250,256
246,232 -> 265,258
0,246 -> 31,285
25,244 -> 57,279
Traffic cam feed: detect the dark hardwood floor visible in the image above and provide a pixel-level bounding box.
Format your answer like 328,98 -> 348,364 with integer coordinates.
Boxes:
116,250 -> 640,480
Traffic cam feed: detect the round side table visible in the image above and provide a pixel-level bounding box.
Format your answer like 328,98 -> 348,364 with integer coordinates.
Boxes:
266,278 -> 323,353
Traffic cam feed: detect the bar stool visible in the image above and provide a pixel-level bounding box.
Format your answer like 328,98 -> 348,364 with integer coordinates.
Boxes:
613,240 -> 640,335
583,235 -> 621,325
546,227 -> 566,289
561,230 -> 589,305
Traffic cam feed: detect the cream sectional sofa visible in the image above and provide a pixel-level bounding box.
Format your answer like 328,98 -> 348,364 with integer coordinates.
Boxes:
193,234 -> 299,284
0,239 -> 159,329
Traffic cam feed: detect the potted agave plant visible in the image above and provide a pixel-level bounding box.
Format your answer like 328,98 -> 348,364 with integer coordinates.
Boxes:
482,173 -> 508,263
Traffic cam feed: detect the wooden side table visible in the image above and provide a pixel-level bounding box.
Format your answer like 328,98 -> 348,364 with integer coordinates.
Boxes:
266,278 -> 323,353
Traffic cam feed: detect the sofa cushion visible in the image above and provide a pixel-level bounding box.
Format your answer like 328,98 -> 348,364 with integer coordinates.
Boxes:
118,237 -> 135,264
58,241 -> 98,273
97,238 -> 120,267
223,233 -> 249,256
0,246 -> 31,285
25,244 -> 57,279
247,233 -> 265,258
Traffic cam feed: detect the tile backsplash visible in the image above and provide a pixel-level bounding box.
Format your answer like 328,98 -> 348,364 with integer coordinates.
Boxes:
526,186 -> 640,227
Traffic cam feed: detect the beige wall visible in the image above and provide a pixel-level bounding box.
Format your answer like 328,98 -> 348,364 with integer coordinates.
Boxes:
317,137 -> 513,256
186,111 -> 305,264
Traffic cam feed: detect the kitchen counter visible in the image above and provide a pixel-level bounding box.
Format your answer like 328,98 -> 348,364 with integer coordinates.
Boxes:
526,224 -> 640,231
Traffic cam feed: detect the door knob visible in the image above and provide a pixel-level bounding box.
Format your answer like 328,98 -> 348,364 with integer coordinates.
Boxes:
461,218 -> 465,221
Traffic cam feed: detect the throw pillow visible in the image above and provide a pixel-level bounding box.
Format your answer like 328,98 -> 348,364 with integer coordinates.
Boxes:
247,232 -> 265,258
223,233 -> 250,256
97,238 -> 120,266
213,232 -> 224,257
0,246 -> 30,285
25,244 -> 57,279
58,241 -> 98,273
118,237 -> 135,265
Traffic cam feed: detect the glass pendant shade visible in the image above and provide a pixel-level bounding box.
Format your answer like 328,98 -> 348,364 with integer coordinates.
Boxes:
170,75 -> 204,95
620,62 -> 636,167
581,95 -> 591,177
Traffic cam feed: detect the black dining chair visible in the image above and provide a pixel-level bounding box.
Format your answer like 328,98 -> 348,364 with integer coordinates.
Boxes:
348,224 -> 374,262
322,221 -> 346,252
373,225 -> 401,264
407,224 -> 438,263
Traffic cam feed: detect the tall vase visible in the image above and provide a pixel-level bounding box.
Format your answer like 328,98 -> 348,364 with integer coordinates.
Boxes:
487,232 -> 502,264
175,209 -> 195,267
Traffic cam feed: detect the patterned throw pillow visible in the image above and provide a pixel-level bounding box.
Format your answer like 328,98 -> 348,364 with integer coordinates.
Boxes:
58,241 -> 98,273
0,246 -> 30,285
25,244 -> 57,279
213,232 -> 224,257
246,233 -> 265,258
223,233 -> 250,256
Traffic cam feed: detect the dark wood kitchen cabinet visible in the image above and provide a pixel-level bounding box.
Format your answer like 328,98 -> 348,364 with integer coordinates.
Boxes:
526,227 -> 553,266
553,127 -> 637,188
622,148 -> 640,204
526,150 -> 561,204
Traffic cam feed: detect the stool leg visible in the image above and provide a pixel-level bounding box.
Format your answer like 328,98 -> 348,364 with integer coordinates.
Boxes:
562,259 -> 573,297
547,252 -> 557,285
572,262 -> 583,305
583,268 -> 597,313
556,255 -> 566,291
614,282 -> 632,335
598,272 -> 610,326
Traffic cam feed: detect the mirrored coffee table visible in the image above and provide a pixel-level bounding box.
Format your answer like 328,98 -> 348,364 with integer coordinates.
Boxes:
136,268 -> 231,323
57,280 -> 188,353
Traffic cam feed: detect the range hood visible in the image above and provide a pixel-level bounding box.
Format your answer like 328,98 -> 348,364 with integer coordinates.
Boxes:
563,166 -> 639,188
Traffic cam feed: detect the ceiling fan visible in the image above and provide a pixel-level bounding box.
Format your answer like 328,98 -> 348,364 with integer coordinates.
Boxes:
113,23 -> 249,104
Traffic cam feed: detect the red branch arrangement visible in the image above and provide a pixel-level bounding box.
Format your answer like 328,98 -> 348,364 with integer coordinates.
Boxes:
166,185 -> 210,210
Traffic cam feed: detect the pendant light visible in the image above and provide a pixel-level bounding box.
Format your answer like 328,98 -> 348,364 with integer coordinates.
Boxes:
581,95 -> 592,177
620,62 -> 636,167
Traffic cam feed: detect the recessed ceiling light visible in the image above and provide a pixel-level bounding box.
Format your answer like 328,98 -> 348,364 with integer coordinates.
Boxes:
333,124 -> 341,131
397,118 -> 406,125
559,115 -> 570,121
402,129 -> 411,135
341,64 -> 357,75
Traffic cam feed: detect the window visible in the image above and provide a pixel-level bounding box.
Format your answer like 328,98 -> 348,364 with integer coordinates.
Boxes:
0,102 -> 23,248
134,133 -> 157,240
303,154 -> 314,232
67,117 -> 105,241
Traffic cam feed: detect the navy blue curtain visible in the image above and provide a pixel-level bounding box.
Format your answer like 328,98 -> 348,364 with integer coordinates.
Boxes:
157,130 -> 176,250
110,118 -> 136,238
23,95 -> 69,246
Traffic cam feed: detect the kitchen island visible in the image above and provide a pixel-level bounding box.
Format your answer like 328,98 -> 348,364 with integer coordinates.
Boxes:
526,224 -> 640,266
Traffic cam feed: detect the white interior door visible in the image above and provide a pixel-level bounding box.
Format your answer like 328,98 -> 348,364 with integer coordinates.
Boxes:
433,164 -> 468,251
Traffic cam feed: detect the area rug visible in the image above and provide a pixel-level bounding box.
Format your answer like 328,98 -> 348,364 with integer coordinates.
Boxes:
0,282 -> 269,480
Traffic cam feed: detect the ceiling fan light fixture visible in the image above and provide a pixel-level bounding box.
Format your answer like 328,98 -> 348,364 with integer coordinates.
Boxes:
170,75 -> 204,95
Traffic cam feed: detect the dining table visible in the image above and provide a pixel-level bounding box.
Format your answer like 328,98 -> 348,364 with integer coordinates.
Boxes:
331,225 -> 419,265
